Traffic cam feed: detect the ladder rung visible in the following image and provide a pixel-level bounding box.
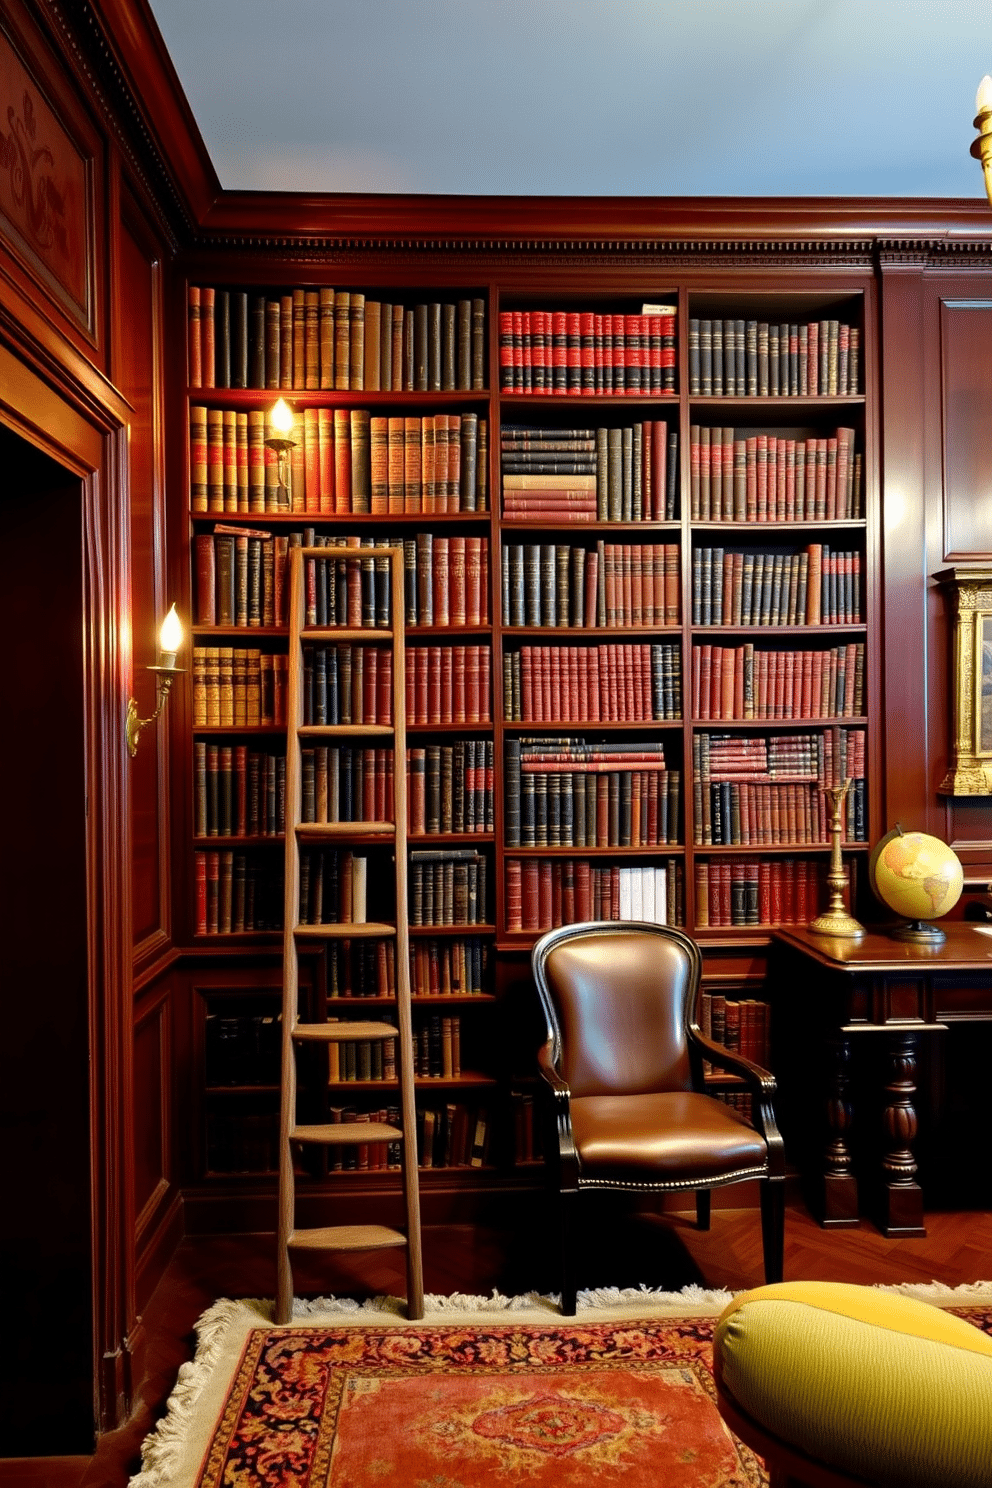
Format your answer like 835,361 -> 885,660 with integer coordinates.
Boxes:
294,922 -> 396,939
294,1021 -> 397,1041
298,723 -> 394,737
288,1224 -> 408,1253
290,1122 -> 402,1144
296,821 -> 394,838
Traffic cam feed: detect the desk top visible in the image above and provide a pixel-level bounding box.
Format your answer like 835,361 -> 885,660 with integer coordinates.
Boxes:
774,922 -> 992,973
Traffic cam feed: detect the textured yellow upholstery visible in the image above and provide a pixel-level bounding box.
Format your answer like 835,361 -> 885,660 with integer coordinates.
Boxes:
715,1281 -> 992,1488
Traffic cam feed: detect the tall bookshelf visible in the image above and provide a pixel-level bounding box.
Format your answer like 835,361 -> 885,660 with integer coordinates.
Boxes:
180,269 -> 877,1220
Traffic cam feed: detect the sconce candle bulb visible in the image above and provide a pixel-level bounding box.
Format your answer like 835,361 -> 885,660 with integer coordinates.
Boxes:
264,398 -> 297,507
126,603 -> 185,758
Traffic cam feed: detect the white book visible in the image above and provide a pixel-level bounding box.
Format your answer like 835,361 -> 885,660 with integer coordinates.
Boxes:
630,867 -> 643,920
618,866 -> 633,921
654,866 -> 668,925
641,865 -> 655,922
352,853 -> 367,923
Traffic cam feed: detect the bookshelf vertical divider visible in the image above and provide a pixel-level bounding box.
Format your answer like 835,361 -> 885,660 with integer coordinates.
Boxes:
276,544 -> 423,1323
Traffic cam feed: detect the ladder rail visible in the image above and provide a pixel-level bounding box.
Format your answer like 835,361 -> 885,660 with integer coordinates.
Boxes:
277,543 -> 423,1324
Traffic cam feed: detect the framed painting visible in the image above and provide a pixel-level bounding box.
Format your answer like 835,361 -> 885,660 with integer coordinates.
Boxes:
936,566 -> 992,795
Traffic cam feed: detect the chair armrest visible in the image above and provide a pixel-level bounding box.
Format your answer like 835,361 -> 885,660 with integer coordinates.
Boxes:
691,1029 -> 776,1096
691,1028 -> 785,1174
537,1040 -> 570,1098
536,1041 -> 580,1186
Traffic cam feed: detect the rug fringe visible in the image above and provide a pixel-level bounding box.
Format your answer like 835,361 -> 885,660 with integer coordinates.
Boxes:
874,1279 -> 992,1304
128,1298 -> 253,1488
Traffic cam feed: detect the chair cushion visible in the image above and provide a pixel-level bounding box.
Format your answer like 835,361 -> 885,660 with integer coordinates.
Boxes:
715,1280 -> 992,1488
570,1090 -> 767,1185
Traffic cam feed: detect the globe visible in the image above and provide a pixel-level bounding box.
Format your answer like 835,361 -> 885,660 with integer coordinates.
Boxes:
869,827 -> 964,943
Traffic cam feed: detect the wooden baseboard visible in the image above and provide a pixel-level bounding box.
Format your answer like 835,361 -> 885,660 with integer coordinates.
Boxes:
0,1459 -> 90,1487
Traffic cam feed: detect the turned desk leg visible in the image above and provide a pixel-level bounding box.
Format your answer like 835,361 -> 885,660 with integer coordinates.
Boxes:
880,1030 -> 926,1237
821,1035 -> 859,1226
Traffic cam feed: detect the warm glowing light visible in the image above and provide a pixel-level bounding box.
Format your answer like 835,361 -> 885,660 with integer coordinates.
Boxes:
159,603 -> 183,661
269,397 -> 294,436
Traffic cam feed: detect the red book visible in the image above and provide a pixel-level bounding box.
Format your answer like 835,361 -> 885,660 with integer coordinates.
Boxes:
449,537 -> 466,626
195,853 -> 208,933
188,285 -> 202,387
200,286 -> 215,389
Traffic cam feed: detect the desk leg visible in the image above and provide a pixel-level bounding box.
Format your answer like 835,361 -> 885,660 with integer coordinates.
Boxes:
880,1031 -> 925,1237
821,1035 -> 859,1226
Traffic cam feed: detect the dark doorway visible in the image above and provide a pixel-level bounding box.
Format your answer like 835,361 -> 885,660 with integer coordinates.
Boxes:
0,425 -> 94,1451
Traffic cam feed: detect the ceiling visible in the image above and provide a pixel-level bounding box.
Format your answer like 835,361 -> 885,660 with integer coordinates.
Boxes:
147,0 -> 992,198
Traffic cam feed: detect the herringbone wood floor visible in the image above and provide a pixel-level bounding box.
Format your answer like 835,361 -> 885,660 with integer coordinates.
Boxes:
7,1194 -> 990,1488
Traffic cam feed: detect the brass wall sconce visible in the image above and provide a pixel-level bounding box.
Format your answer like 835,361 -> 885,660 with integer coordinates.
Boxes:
126,603 -> 185,758
264,397 -> 296,508
972,75 -> 992,206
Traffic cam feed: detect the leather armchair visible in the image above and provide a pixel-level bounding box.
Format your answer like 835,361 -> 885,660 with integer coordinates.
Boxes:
532,920 -> 785,1313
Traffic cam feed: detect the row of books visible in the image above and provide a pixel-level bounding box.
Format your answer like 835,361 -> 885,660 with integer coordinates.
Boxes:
502,542 -> 680,629
326,1028 -> 397,1085
188,287 -> 486,392
501,422 -> 679,522
502,643 -> 682,723
191,407 -> 488,516
417,1105 -> 490,1169
194,744 -> 285,839
694,857 -> 838,928
697,777 -> 867,848
410,937 -> 491,998
686,318 -> 860,398
326,938 -> 396,999
405,645 -> 492,725
409,741 -> 495,835
194,529 -> 395,630
689,427 -> 862,522
195,851 -> 283,935
299,746 -> 395,825
505,739 -> 681,849
691,641 -> 865,722
302,645 -> 393,726
696,726 -> 862,845
498,308 -> 677,394
410,849 -> 489,927
504,858 -> 684,934
323,1106 -> 400,1172
299,848 -> 377,927
692,545 -> 862,627
192,647 -> 289,728
698,994 -> 770,1074
407,533 -> 489,627
205,1011 -> 281,1086
320,936 -> 493,999
512,768 -> 681,850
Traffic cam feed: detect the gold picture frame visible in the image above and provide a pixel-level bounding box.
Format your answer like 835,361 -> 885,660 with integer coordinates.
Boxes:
936,565 -> 992,795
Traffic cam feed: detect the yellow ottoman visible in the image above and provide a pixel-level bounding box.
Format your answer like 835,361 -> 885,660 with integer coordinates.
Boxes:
714,1281 -> 992,1488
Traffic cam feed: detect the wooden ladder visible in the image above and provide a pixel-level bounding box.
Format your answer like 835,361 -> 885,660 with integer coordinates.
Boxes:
276,542 -> 423,1324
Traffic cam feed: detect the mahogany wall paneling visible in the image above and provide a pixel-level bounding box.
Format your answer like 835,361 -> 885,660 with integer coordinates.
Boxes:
132,981 -> 172,1250
0,0 -> 103,355
891,268 -> 992,873
118,186 -> 171,962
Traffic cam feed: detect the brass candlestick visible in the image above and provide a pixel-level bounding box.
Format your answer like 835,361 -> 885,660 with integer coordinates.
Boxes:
809,778 -> 865,939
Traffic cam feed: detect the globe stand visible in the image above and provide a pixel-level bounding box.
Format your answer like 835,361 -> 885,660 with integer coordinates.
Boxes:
888,918 -> 946,945
809,779 -> 865,939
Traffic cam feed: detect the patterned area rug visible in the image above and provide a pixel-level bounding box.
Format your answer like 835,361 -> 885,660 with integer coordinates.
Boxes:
131,1285 -> 992,1488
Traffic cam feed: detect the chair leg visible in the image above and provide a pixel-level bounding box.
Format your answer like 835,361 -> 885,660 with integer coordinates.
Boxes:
559,1188 -> 578,1315
760,1179 -> 785,1284
696,1189 -> 711,1231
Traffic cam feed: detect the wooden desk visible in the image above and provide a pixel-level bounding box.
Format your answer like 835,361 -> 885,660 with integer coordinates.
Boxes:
772,924 -> 992,1237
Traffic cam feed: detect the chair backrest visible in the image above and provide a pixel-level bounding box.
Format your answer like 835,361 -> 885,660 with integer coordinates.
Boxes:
531,921 -> 702,1098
